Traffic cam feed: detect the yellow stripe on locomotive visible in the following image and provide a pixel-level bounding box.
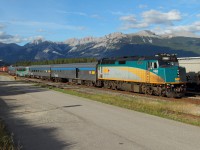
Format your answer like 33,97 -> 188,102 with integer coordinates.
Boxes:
98,55 -> 186,85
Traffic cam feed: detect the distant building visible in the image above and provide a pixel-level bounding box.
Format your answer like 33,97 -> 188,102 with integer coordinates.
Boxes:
178,57 -> 200,86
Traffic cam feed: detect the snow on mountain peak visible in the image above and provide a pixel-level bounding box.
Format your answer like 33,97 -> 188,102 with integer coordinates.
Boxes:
64,37 -> 97,46
105,32 -> 127,39
30,37 -> 45,45
134,30 -> 159,37
64,32 -> 128,47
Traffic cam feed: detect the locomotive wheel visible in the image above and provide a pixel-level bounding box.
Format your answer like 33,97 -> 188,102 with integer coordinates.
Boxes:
141,85 -> 146,94
103,81 -> 111,89
147,89 -> 153,95
111,85 -> 117,90
111,82 -> 117,90
159,90 -> 166,97
166,91 -> 175,98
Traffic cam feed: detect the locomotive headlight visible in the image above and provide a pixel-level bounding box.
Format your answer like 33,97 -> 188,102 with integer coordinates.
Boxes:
177,70 -> 180,76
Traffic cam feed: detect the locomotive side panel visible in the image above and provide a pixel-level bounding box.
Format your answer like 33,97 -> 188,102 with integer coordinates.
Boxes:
98,60 -> 146,82
98,60 -> 165,84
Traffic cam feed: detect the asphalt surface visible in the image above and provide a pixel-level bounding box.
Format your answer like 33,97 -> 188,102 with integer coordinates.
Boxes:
0,75 -> 200,150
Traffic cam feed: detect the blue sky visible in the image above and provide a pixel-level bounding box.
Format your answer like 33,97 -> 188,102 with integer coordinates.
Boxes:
0,0 -> 200,45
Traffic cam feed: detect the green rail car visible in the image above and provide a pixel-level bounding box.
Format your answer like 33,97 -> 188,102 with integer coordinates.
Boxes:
16,66 -> 29,77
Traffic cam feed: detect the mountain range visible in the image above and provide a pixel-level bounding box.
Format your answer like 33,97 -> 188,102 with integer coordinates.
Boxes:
0,30 -> 200,64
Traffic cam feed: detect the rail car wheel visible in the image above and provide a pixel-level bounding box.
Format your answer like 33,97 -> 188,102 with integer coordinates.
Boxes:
111,85 -> 117,90
103,81 -> 110,89
145,86 -> 153,95
141,85 -> 146,94
110,82 -> 117,90
89,82 -> 94,87
158,89 -> 166,97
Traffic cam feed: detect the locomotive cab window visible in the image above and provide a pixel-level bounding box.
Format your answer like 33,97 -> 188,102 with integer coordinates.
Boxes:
148,62 -> 158,69
153,62 -> 158,69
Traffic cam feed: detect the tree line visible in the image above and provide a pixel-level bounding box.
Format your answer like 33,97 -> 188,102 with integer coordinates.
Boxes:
15,58 -> 97,66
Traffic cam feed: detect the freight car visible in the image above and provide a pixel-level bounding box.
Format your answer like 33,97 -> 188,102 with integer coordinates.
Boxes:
178,57 -> 200,90
0,66 -> 8,72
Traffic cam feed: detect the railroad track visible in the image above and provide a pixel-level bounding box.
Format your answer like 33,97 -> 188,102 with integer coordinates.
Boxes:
17,77 -> 200,105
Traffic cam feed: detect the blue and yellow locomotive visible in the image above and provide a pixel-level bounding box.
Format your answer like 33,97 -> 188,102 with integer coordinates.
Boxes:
97,54 -> 186,97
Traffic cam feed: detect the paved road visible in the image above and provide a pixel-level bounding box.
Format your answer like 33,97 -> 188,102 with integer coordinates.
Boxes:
0,76 -> 200,150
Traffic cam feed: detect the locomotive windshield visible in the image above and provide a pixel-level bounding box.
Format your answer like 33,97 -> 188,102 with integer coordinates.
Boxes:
158,61 -> 179,67
156,54 -> 179,67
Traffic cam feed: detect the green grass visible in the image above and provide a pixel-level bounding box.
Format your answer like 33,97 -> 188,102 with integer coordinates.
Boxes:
52,87 -> 200,126
0,119 -> 21,150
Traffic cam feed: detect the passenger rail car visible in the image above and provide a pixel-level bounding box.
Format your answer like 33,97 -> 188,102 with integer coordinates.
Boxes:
51,63 -> 97,84
16,66 -> 29,77
8,66 -> 16,75
29,65 -> 51,79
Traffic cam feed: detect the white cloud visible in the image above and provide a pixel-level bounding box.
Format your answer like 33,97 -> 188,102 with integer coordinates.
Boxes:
158,6 -> 164,9
168,21 -> 200,33
120,23 -> 148,30
56,10 -> 87,16
0,24 -> 5,30
25,36 -> 45,43
0,29 -> 46,44
90,14 -> 101,19
0,31 -> 23,43
0,20 -> 86,44
110,11 -> 124,15
138,4 -> 147,9
119,9 -> 182,30
196,14 -> 200,17
36,29 -> 47,33
152,21 -> 200,37
56,10 -> 101,19
110,11 -> 131,16
6,20 -> 86,31
0,23 -> 24,43
119,15 -> 136,23
142,9 -> 181,25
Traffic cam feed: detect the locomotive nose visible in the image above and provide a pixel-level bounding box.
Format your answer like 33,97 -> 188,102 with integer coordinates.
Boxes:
178,67 -> 187,82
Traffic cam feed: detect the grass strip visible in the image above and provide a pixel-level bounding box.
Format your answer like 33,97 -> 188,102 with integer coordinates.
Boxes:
0,119 -> 20,150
